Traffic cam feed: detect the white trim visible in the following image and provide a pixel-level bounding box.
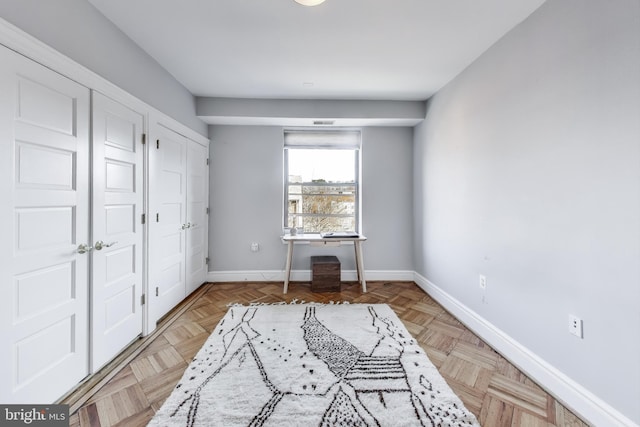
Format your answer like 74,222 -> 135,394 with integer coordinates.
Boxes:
207,270 -> 415,283
0,17 -> 208,145
413,272 -> 638,427
364,270 -> 415,281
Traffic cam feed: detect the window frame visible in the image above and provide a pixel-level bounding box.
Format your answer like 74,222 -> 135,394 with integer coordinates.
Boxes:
283,130 -> 362,235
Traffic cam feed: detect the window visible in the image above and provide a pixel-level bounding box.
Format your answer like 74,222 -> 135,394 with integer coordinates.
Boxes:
284,130 -> 361,234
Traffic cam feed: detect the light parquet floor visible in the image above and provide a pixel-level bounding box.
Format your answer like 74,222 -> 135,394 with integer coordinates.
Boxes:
68,281 -> 589,426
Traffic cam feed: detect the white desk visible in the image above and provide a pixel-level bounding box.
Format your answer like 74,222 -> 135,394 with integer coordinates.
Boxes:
281,234 -> 367,294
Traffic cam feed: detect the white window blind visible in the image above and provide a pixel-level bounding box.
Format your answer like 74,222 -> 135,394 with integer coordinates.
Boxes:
284,130 -> 361,150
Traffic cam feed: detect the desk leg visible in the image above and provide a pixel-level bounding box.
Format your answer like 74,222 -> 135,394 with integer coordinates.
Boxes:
283,241 -> 294,294
353,243 -> 361,284
354,241 -> 367,293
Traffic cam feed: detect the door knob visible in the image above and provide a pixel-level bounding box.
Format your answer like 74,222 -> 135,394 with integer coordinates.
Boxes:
94,241 -> 117,251
77,244 -> 93,254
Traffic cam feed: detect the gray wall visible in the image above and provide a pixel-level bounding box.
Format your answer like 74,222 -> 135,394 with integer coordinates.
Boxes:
413,0 -> 639,423
209,125 -> 414,274
0,0 -> 207,136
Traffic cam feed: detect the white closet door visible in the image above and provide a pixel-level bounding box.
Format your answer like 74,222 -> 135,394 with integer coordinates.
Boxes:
186,141 -> 209,294
91,92 -> 145,370
149,124 -> 187,324
0,47 -> 90,402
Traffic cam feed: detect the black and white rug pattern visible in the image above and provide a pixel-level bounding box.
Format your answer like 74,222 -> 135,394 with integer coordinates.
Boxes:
148,303 -> 480,427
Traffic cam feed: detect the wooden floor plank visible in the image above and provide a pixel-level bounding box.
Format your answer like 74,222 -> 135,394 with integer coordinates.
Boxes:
480,395 -> 515,427
65,281 -> 589,427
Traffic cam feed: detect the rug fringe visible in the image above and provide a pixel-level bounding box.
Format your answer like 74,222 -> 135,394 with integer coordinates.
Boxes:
226,300 -> 351,307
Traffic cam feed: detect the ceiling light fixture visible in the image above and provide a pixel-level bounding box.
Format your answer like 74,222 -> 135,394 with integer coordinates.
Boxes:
294,0 -> 326,6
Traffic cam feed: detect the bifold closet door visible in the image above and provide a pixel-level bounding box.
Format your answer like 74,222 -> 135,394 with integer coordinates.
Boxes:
149,124 -> 188,324
0,46 -> 90,403
186,141 -> 209,294
91,92 -> 145,370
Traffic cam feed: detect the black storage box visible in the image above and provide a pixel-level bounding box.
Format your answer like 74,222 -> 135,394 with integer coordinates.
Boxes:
310,255 -> 341,292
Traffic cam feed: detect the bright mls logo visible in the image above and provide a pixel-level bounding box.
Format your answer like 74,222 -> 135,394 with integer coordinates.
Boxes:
0,405 -> 67,426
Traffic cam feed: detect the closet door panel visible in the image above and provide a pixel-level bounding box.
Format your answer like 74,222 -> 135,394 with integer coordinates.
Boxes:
186,140 -> 209,294
149,124 -> 187,324
91,92 -> 145,371
0,46 -> 90,403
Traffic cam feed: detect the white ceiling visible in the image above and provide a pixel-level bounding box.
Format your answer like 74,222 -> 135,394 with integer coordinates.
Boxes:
88,0 -> 546,101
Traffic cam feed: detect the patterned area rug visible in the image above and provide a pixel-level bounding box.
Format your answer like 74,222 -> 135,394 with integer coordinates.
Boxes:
149,303 -> 480,427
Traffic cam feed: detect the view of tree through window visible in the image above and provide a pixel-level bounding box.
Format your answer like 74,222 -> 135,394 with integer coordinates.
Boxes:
285,148 -> 358,234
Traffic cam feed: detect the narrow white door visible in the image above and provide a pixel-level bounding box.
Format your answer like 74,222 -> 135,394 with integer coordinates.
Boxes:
149,124 -> 187,324
91,92 -> 145,370
186,141 -> 209,294
0,47 -> 90,402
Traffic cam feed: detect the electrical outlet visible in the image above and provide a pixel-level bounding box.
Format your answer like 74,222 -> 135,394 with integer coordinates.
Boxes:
479,274 -> 487,290
250,242 -> 260,252
568,315 -> 583,338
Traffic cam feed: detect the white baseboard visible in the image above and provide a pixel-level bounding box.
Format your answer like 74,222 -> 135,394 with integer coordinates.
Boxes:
207,270 -> 415,283
413,272 -> 637,427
